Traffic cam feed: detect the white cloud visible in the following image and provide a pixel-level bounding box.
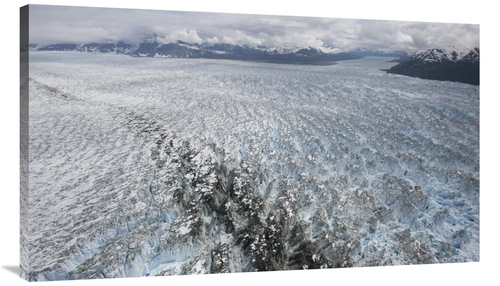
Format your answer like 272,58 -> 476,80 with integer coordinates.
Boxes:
221,31 -> 263,46
205,36 -> 220,44
161,29 -> 203,44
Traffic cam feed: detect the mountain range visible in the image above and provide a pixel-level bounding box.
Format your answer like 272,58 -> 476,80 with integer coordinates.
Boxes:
386,46 -> 480,85
28,34 -> 383,65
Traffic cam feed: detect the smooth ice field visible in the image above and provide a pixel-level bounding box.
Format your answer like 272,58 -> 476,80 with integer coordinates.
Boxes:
22,52 -> 479,281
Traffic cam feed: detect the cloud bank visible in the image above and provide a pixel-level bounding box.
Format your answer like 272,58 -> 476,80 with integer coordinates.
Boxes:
29,5 -> 480,51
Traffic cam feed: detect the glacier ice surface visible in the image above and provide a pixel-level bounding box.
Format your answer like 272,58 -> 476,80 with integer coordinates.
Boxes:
22,52 -> 479,281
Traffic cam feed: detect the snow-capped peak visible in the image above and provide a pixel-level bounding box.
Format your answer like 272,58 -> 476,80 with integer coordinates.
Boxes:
266,45 -> 342,55
176,40 -> 203,50
413,46 -> 478,63
266,45 -> 303,54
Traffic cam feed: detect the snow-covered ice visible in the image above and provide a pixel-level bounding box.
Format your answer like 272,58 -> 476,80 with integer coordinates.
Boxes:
22,52 -> 479,281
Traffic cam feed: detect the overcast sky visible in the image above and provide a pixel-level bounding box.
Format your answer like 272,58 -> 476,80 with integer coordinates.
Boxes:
29,4 -> 479,52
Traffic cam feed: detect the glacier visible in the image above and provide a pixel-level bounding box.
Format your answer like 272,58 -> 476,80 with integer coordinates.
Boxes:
21,51 -> 479,281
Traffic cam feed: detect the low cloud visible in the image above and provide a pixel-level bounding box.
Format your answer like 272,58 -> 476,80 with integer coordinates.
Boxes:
205,36 -> 220,44
160,30 -> 203,44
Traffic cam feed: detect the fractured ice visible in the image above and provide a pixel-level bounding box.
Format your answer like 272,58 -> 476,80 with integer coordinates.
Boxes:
22,52 -> 479,281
